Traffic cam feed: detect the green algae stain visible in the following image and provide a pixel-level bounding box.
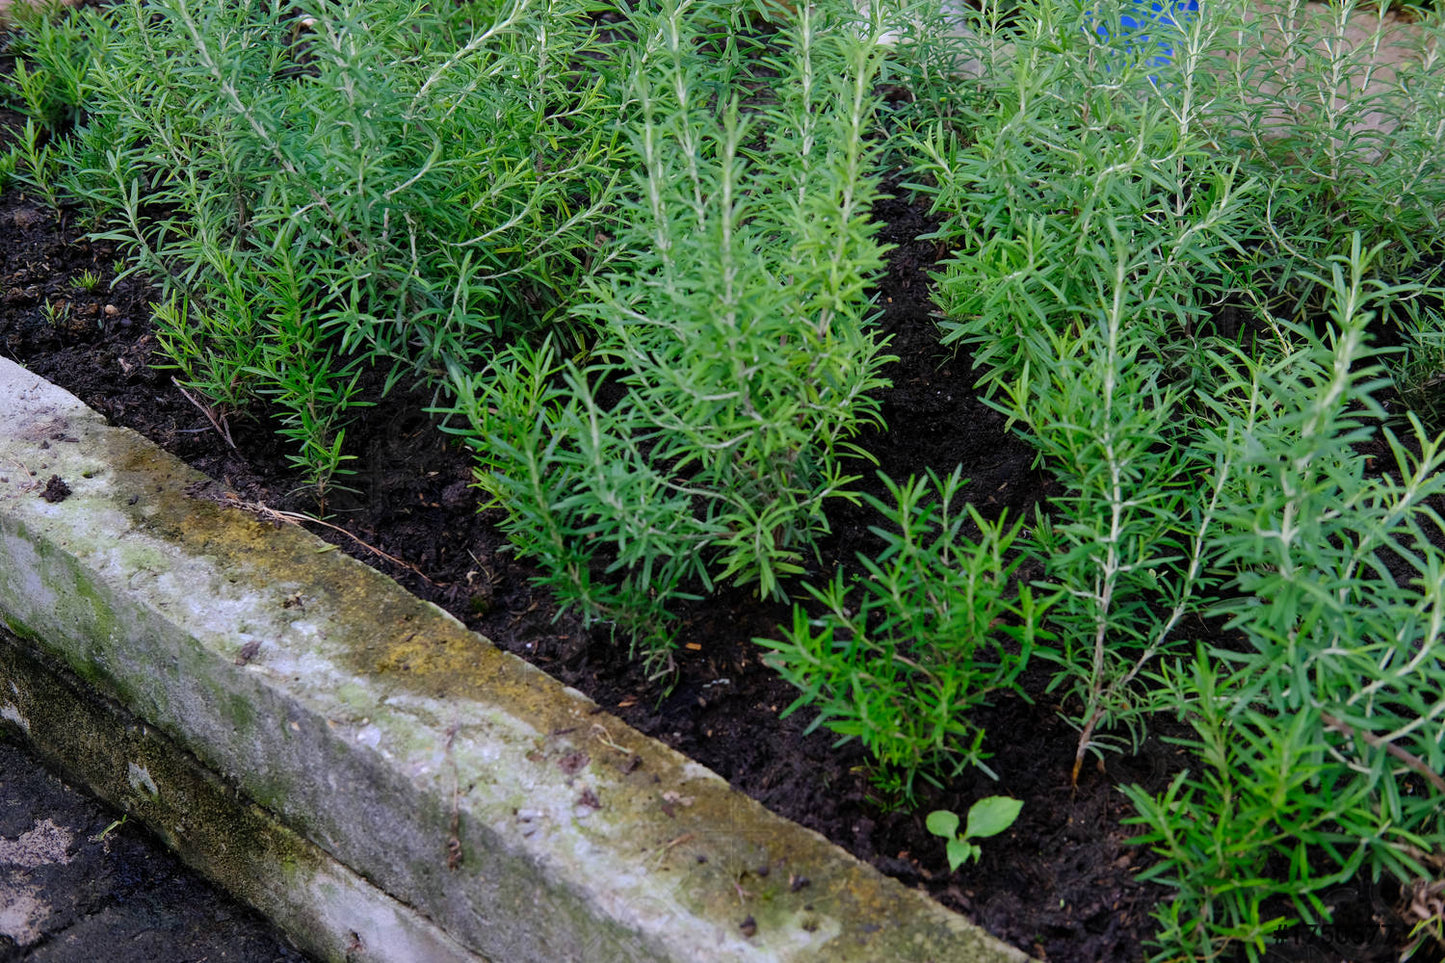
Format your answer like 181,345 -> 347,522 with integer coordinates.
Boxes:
0,612 -> 39,643
98,426 -> 563,720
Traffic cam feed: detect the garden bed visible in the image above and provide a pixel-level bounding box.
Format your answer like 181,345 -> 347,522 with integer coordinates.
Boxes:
3,0 -> 1445,959
0,166 -> 1150,963
0,142 -> 1432,963
3,351 -> 1035,962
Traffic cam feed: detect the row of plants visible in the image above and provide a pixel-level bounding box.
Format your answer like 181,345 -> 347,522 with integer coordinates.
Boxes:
4,0 -> 1445,957
921,2 -> 1445,953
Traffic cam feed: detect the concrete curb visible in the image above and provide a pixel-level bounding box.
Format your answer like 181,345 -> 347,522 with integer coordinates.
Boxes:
0,357 -> 1028,963
0,631 -> 475,962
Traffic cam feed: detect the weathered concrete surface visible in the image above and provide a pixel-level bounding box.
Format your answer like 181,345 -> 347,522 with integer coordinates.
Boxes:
0,632 -> 478,963
0,356 -> 1027,963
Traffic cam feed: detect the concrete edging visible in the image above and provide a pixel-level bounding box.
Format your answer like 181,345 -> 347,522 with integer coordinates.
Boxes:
0,357 -> 1028,963
0,629 -> 479,962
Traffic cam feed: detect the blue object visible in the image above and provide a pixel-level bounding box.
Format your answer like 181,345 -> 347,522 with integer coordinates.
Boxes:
1090,0 -> 1200,69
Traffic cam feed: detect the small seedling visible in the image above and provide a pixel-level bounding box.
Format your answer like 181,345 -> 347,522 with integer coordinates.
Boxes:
96,814 -> 126,840
90,813 -> 127,848
926,796 -> 1023,871
72,268 -> 102,292
40,299 -> 68,327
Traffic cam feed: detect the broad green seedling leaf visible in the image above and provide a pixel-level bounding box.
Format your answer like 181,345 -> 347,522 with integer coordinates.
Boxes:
927,798 -> 1024,871
926,809 -> 960,839
965,796 -> 1024,840
946,839 -> 979,872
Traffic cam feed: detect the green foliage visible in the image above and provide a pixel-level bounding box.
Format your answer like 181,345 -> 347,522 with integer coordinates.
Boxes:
444,337 -> 703,670
0,0 -> 97,131
577,0 -> 895,599
0,1 -> 99,209
1210,0 -> 1445,284
907,0 -> 1445,369
39,298 -> 65,327
446,0 -> 897,665
8,0 -> 1445,955
1118,243 -> 1445,959
885,1 -> 1445,957
895,0 -> 1262,779
909,0 -> 1259,395
70,269 -> 101,293
0,149 -> 16,194
1121,652 -> 1377,959
1393,298 -> 1445,432
38,0 -> 620,497
11,118 -> 61,210
996,232 -> 1233,778
925,796 -> 1023,870
757,468 -> 1050,797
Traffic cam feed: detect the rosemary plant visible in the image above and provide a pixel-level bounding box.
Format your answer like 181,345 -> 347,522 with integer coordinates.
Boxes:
33,0 -> 621,497
879,0 -> 1445,955
0,0 -> 95,133
759,468 -> 1053,800
448,0 -> 897,666
1125,243 -> 1445,960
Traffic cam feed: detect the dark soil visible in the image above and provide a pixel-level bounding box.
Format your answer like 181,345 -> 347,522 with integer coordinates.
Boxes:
0,115 -> 1435,963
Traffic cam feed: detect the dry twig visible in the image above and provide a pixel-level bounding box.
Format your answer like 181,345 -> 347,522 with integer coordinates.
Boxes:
173,378 -> 236,449
232,496 -> 434,583
1321,710 -> 1445,795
